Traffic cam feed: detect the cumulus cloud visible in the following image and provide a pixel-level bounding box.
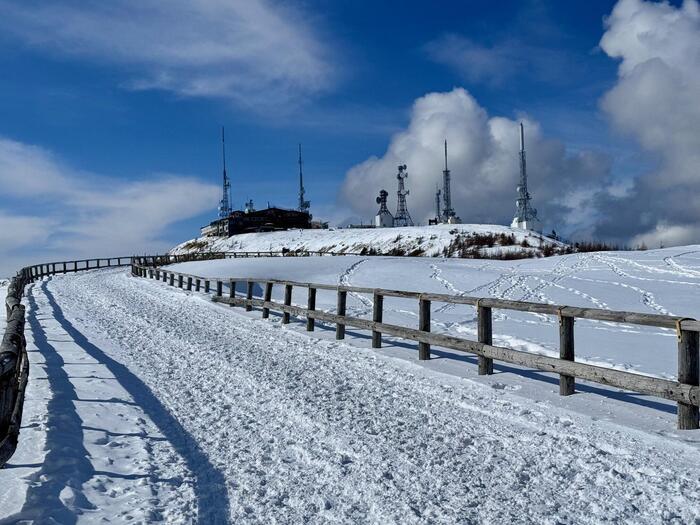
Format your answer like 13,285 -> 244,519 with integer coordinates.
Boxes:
0,137 -> 218,276
340,88 -> 611,234
0,0 -> 334,112
595,0 -> 700,246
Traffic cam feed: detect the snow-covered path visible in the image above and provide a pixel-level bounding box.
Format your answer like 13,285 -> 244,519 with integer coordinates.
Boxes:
0,279 -> 209,523
3,267 -> 700,523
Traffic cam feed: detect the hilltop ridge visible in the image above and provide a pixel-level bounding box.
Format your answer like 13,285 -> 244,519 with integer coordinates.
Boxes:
171,224 -> 567,259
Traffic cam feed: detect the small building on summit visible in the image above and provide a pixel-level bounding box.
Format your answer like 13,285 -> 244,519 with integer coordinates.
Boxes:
201,206 -> 312,237
201,131 -> 318,238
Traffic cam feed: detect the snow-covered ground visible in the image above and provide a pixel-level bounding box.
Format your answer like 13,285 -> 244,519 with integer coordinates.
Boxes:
172,223 -> 565,258
2,247 -> 700,522
170,247 -> 700,381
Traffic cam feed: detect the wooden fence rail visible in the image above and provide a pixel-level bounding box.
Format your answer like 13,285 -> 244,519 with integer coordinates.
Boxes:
134,262 -> 700,430
0,250 -> 226,468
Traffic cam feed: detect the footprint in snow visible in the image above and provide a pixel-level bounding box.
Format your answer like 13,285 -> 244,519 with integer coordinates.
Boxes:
490,382 -> 521,391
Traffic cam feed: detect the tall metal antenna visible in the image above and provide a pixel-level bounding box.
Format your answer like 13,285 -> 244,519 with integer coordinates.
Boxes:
441,139 -> 456,222
435,184 -> 442,220
511,122 -> 538,230
394,164 -> 414,227
218,126 -> 232,218
297,143 -> 310,213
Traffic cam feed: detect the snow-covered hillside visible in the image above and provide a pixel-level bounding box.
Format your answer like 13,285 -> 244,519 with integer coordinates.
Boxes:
169,247 -> 700,382
3,247 -> 700,522
171,223 -> 566,259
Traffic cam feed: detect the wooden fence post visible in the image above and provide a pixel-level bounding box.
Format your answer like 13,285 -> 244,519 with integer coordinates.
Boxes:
169,273 -> 174,286
246,281 -> 254,311
216,281 -> 223,297
187,277 -> 192,291
678,326 -> 699,429
478,305 -> 494,375
229,280 -> 236,307
307,287 -> 317,331
196,279 -> 201,292
336,290 -> 347,340
283,284 -> 292,324
559,314 -> 575,396
205,280 -> 210,293
419,297 -> 431,360
372,292 -> 383,348
178,275 -> 183,288
262,282 -> 273,319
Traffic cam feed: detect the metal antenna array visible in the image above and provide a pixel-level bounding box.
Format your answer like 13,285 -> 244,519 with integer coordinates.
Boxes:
218,126 -> 232,218
441,140 -> 456,222
511,123 -> 538,229
297,143 -> 310,213
375,189 -> 393,227
394,164 -> 414,227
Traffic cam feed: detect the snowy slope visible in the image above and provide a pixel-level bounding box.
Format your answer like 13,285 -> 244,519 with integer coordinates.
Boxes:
1,267 -> 699,523
171,223 -> 565,258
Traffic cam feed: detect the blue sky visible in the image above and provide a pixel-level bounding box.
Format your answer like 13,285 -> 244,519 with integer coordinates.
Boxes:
0,0 -> 697,274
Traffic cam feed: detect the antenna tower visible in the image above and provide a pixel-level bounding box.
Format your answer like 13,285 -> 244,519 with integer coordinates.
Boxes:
435,185 -> 442,220
375,189 -> 394,227
297,143 -> 310,213
394,164 -> 414,227
512,123 -> 538,229
218,126 -> 232,218
441,140 -> 456,221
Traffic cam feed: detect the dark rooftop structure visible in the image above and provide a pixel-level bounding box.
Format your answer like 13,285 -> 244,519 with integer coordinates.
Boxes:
202,206 -> 312,237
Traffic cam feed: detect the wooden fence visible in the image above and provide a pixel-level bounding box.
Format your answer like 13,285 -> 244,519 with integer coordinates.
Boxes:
0,256 -> 142,467
133,261 -> 700,431
0,251 -> 227,468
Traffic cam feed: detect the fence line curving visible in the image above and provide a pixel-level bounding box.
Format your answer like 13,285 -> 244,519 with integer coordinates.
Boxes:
133,259 -> 700,431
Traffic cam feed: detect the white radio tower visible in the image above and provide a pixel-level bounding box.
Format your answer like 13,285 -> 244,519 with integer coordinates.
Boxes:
511,123 -> 539,230
394,164 -> 413,227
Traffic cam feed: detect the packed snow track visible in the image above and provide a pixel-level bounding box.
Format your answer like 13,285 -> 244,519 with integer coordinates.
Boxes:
2,266 -> 700,523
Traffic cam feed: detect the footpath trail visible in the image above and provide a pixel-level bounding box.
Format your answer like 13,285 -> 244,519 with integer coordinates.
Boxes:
0,278 -> 208,524
1,267 -> 698,523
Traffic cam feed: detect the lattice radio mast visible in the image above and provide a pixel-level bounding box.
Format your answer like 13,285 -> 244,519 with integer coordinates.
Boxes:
297,143 -> 310,213
218,126 -> 232,218
435,185 -> 442,220
394,164 -> 413,227
441,140 -> 456,222
511,123 -> 538,230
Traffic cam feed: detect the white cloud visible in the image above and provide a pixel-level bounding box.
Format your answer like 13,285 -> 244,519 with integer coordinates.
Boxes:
594,0 -> 700,244
0,137 -> 218,275
424,34 -> 569,86
340,88 -> 611,234
0,0 -> 335,112
0,214 -> 49,251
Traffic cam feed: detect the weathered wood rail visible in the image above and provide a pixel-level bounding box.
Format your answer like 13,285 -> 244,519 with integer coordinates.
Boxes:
0,251 -> 226,468
0,274 -> 29,467
0,256 -> 144,467
137,250 -> 364,264
134,261 -> 700,430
